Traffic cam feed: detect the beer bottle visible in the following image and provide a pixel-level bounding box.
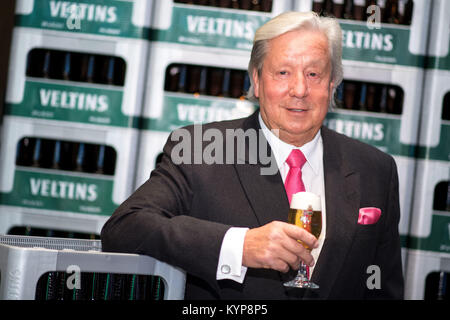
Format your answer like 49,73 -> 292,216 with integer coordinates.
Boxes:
165,64 -> 182,92
62,52 -> 73,81
52,140 -> 61,169
186,65 -> 202,94
218,0 -> 231,8
135,275 -> 148,300
353,0 -> 366,21
334,82 -> 344,108
386,85 -> 402,114
359,83 -> 367,110
443,92 -> 450,121
194,0 -> 209,5
260,0 -> 272,12
59,141 -> 78,171
95,145 -> 115,175
110,274 -> 127,300
385,0 -> 399,24
95,145 -> 106,174
365,83 -> 380,112
239,0 -> 252,10
42,50 -> 52,79
102,56 -> 116,85
39,139 -> 57,168
229,70 -> 244,99
251,0 -> 261,12
222,69 -> 231,97
312,0 -> 324,15
91,273 -> 109,300
82,143 -> 100,173
399,0 -> 413,25
207,67 -> 224,96
76,143 -> 86,172
151,276 -> 164,300
343,81 -> 360,110
80,55 -> 96,83
32,138 -> 42,167
16,137 -> 37,166
243,72 -> 250,97
376,0 -> 387,23
45,272 -> 59,300
332,0 -> 345,18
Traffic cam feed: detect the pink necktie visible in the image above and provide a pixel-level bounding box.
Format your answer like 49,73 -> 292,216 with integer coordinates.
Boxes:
285,149 -> 309,278
285,149 -> 307,204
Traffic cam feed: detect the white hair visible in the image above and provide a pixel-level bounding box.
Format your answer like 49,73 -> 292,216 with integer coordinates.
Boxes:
246,11 -> 343,108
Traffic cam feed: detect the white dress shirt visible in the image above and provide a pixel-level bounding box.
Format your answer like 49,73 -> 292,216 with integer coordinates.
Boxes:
216,114 -> 327,282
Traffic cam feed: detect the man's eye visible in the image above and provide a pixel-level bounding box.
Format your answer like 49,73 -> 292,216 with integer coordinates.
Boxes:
279,71 -> 287,75
308,72 -> 318,77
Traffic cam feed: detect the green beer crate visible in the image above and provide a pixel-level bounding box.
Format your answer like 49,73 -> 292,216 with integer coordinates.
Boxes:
149,0 -> 293,53
14,0 -> 153,40
4,28 -> 149,129
135,42 -> 257,186
405,250 -> 450,299
294,0 -> 431,69
426,0 -> 450,72
0,235 -> 186,300
0,116 -> 139,233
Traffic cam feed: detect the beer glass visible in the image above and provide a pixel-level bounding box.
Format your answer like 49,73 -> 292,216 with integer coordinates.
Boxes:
283,192 -> 322,289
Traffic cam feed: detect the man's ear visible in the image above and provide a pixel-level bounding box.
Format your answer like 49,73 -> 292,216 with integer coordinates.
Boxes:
252,68 -> 260,98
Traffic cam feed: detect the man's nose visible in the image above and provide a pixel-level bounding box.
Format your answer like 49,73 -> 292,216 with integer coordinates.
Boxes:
289,73 -> 308,98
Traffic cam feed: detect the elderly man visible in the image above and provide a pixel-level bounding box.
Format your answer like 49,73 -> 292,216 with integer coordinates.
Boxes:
101,11 -> 404,299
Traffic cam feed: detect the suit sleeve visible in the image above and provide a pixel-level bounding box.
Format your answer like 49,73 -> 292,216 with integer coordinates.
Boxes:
101,130 -> 231,289
366,156 -> 404,299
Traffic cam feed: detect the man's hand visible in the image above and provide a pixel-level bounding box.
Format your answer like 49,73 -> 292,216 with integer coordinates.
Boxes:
242,221 -> 319,273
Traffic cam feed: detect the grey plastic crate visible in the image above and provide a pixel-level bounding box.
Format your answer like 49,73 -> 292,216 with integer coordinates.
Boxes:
0,235 -> 186,300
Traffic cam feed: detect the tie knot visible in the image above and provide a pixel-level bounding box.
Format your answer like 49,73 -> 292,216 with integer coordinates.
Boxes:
286,149 -> 306,169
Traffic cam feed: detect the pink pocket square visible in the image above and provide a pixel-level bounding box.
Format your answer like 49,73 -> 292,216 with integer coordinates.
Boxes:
358,207 -> 381,225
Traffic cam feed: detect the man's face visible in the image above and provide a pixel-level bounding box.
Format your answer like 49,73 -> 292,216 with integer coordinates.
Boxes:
253,29 -> 334,146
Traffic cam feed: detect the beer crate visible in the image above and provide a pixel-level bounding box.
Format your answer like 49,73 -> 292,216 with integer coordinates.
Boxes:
0,235 -> 186,300
294,0 -> 431,69
0,116 -> 139,232
405,159 -> 449,253
426,0 -> 450,73
14,0 -> 153,41
405,250 -> 450,299
150,0 -> 293,53
4,27 -> 149,130
135,42 -> 257,185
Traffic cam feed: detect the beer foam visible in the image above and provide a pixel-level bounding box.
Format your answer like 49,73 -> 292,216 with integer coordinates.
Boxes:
290,192 -> 321,210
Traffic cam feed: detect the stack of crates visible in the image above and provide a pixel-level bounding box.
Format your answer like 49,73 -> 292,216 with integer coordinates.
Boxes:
294,0 -> 431,275
0,0 -> 153,237
134,0 -> 294,187
404,0 -> 450,300
0,234 -> 186,300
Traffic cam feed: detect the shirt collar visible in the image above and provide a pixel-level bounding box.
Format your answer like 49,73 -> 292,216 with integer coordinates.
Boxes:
258,113 -> 322,175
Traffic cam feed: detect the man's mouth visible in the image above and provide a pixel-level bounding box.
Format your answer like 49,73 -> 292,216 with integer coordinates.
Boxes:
287,108 -> 307,112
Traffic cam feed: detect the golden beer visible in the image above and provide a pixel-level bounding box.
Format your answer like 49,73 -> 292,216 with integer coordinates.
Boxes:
283,192 -> 323,288
288,207 -> 322,249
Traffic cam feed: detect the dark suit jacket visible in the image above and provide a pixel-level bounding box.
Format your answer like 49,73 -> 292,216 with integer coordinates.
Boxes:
101,110 -> 404,299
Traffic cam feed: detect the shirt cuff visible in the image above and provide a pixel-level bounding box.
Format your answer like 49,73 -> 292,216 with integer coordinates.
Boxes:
216,227 -> 249,283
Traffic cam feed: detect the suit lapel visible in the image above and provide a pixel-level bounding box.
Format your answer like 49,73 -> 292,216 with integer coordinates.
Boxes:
307,127 -> 361,299
233,111 -> 289,226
